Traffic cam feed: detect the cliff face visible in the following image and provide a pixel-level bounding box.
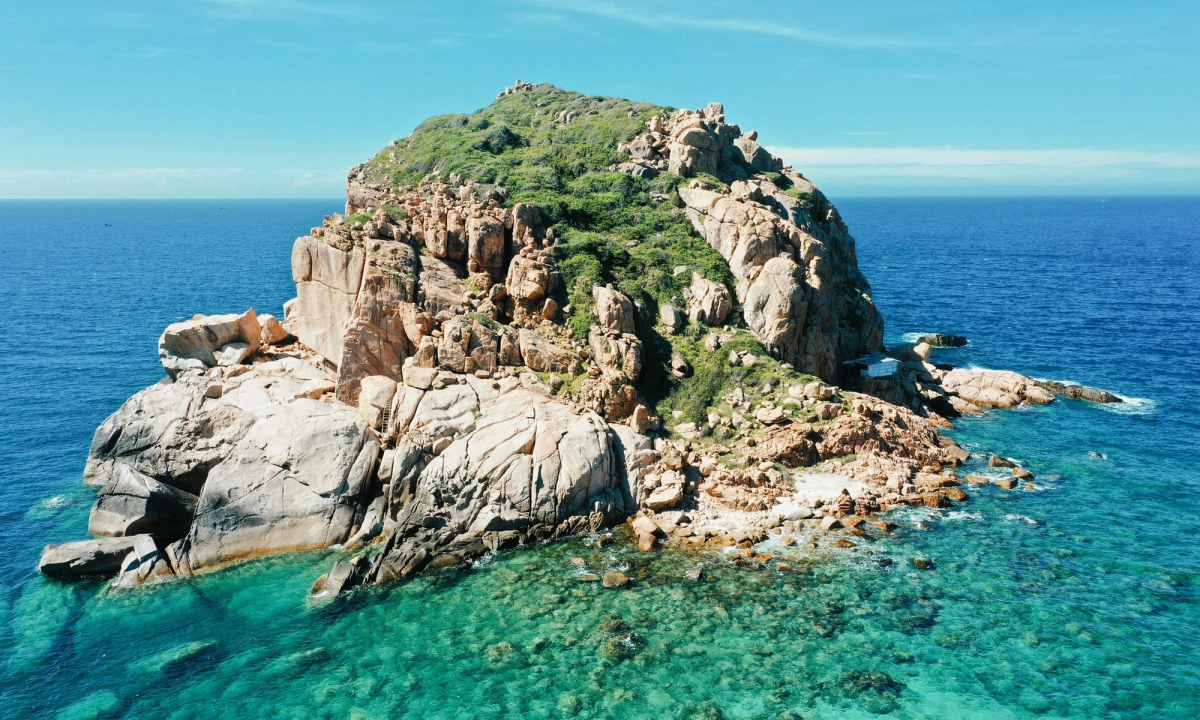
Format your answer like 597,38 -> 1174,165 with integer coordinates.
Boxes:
289,82 -> 883,411
48,83 -> 971,592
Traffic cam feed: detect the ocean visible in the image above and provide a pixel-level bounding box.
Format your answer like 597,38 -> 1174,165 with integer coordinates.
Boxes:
1,197 -> 1197,719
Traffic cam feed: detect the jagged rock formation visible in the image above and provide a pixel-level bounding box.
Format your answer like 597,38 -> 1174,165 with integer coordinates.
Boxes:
351,381 -> 631,586
43,82 -> 1111,592
56,353 -> 380,580
618,104 -> 884,381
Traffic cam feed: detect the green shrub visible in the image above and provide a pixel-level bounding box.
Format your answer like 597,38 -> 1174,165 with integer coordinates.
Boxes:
360,84 -> 751,420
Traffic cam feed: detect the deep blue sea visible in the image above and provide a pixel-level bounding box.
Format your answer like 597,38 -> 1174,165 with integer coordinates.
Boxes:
1,197 -> 1197,719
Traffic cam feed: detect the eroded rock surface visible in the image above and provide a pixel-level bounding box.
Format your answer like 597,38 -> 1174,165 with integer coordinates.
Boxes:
45,83 -> 1108,594
158,310 -> 261,378
364,384 -> 627,585
610,104 -> 888,383
88,464 -> 197,541
169,399 -> 378,574
39,536 -> 145,578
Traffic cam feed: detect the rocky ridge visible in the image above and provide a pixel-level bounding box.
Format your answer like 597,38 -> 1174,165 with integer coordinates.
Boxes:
41,83 -> 1116,593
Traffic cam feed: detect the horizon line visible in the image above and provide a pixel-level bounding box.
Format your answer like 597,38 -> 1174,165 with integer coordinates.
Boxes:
3,192 -> 1200,201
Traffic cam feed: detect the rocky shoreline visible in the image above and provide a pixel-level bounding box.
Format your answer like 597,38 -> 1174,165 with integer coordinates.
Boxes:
40,83 -> 1118,595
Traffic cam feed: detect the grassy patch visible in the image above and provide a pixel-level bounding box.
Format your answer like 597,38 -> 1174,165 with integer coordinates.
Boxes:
654,329 -> 818,426
365,85 -> 664,193
358,84 -> 778,424
464,312 -> 501,331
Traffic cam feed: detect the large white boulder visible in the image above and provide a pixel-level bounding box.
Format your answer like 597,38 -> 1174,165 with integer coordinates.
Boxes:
88,463 -> 198,540
71,354 -> 381,582
368,388 -> 624,584
169,399 -> 378,574
743,256 -> 808,362
357,375 -> 398,430
83,375 -> 256,494
288,235 -> 365,366
258,313 -> 289,345
38,536 -> 144,578
157,309 -> 261,378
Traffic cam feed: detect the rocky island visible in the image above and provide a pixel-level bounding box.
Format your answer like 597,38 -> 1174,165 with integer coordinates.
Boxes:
39,82 -> 1119,593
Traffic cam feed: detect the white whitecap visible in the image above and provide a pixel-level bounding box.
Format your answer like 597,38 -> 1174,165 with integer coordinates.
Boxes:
944,511 -> 982,522
471,551 -> 498,569
888,506 -> 938,524
1003,514 -> 1042,525
964,363 -> 998,372
1098,395 -> 1156,416
40,495 -> 70,510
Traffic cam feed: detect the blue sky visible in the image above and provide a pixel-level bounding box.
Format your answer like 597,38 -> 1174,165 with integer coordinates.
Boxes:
2,0 -> 1198,198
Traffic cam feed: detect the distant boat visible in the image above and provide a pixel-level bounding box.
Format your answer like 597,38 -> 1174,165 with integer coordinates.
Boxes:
104,223 -> 112,227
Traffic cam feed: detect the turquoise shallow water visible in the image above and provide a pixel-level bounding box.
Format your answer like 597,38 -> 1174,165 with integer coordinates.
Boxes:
1,198 -> 1197,718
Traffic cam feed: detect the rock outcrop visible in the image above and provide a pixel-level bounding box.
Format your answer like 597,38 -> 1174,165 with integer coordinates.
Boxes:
939,368 -> 1056,408
858,346 -> 1123,418
45,83 -> 1107,595
158,310 -> 261,378
83,373 -> 256,495
917,333 -> 968,348
55,353 -> 383,583
88,464 -> 197,541
169,399 -> 378,574
618,106 -> 885,381
361,383 -> 626,585
686,274 -> 732,326
1035,380 -> 1121,404
39,537 -> 145,578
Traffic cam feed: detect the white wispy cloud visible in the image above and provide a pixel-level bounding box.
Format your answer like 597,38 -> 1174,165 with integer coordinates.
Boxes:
195,0 -> 361,21
518,0 -> 931,49
356,40 -> 410,54
0,167 -> 344,198
770,147 -> 1200,169
768,146 -> 1200,190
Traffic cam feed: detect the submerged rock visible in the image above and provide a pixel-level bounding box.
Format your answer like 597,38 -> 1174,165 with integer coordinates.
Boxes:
602,571 -> 630,588
39,536 -> 143,578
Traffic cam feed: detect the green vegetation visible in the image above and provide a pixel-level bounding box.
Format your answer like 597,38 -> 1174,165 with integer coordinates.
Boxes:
654,329 -> 818,427
365,84 -> 733,343
363,85 -> 659,192
758,170 -> 812,204
361,84 -> 778,423
463,312 -> 501,332
381,203 -> 408,222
